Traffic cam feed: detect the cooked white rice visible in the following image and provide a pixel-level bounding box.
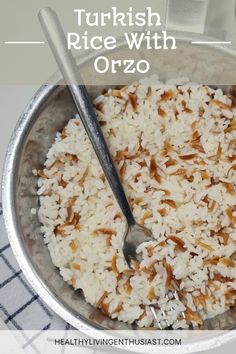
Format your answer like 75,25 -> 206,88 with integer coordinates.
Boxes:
35,76 -> 236,328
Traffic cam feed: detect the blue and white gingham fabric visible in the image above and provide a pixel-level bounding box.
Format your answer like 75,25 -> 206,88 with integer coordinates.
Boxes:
0,203 -> 69,332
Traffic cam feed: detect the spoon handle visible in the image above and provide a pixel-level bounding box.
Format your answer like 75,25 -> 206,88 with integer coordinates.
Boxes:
38,7 -> 135,226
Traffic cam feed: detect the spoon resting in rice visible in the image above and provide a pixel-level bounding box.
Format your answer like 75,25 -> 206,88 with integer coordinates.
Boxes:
38,7 -> 154,267
38,7 -> 187,328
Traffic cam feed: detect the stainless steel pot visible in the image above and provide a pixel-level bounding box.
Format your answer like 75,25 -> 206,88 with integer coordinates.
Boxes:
2,35 -> 236,352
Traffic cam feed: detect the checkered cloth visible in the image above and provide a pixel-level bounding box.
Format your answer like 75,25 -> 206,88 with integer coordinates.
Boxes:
0,202 -> 70,331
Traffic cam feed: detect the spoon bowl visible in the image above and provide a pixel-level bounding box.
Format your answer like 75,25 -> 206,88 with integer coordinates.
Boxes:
122,223 -> 153,267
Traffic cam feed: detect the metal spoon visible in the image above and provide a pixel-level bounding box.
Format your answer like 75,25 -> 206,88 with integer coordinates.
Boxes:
38,8 -> 188,329
38,7 -> 153,267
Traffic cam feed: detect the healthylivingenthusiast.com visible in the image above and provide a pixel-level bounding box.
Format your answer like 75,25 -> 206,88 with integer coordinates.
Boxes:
54,337 -> 182,346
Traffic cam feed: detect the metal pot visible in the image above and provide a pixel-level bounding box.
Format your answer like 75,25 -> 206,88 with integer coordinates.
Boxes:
2,35 -> 236,352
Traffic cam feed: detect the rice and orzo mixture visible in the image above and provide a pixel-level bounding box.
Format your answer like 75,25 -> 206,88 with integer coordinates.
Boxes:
34,76 -> 236,328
